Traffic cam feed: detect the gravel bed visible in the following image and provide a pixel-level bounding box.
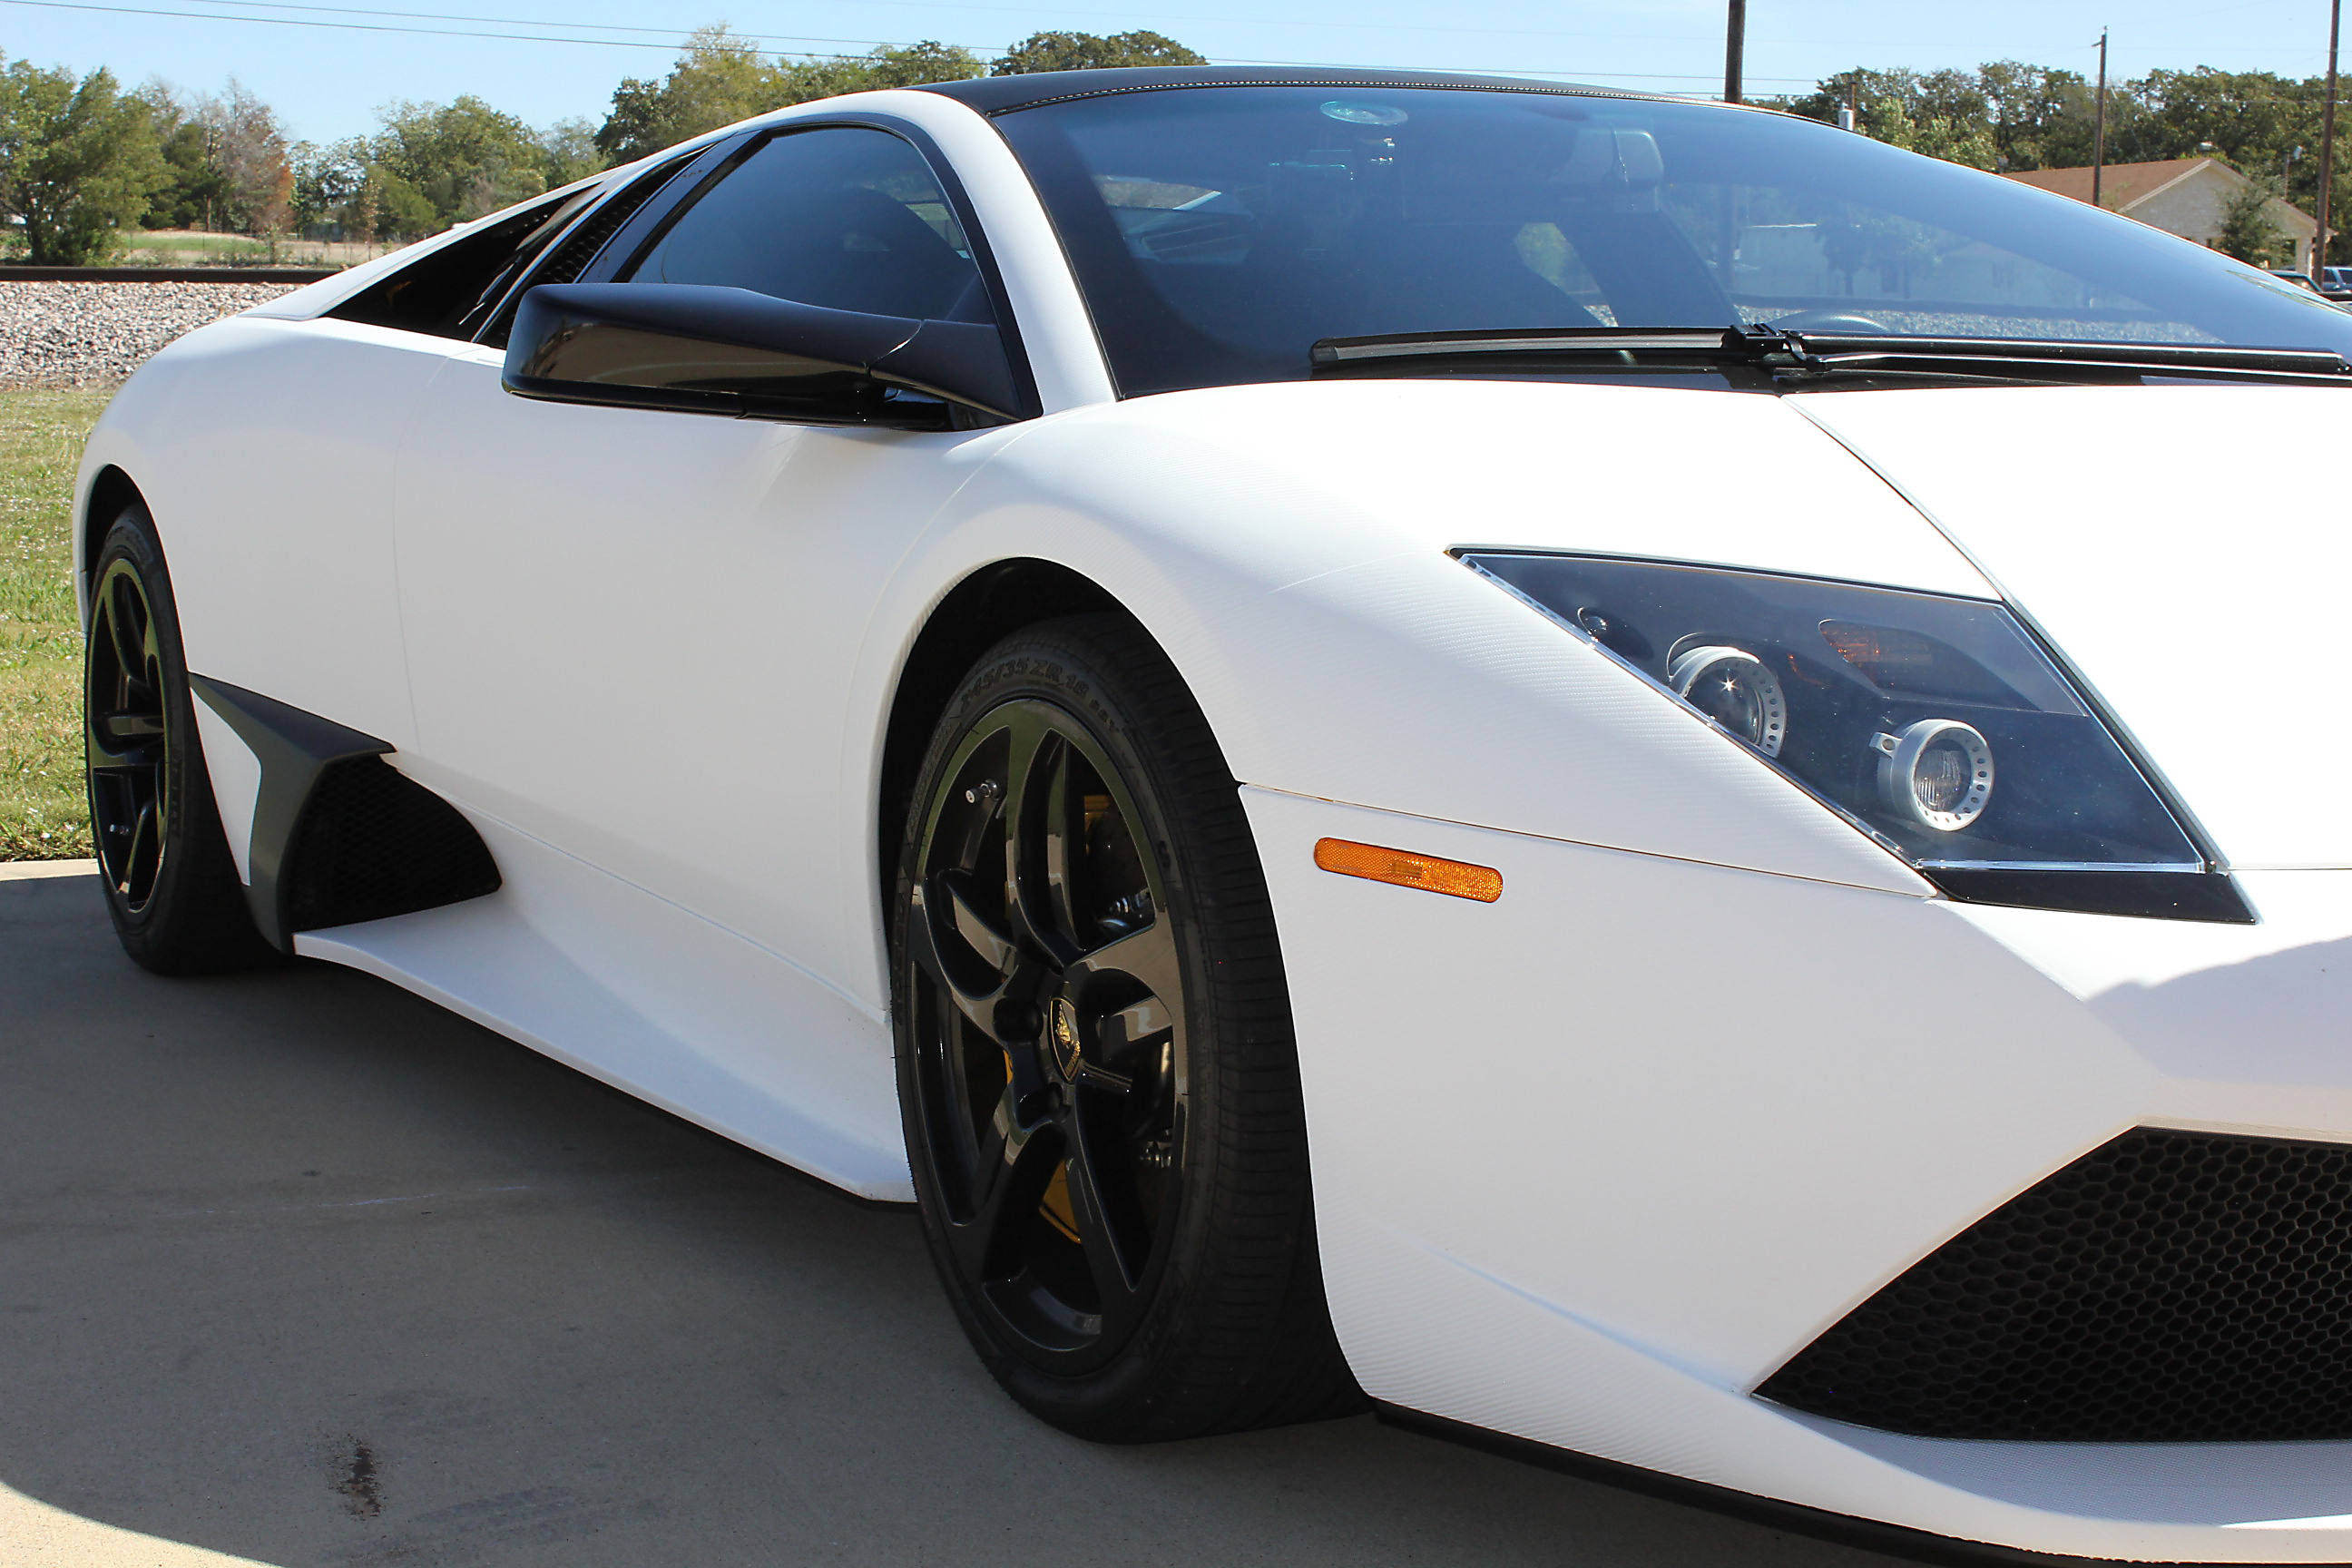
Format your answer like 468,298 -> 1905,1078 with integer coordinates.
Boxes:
0,280 -> 303,387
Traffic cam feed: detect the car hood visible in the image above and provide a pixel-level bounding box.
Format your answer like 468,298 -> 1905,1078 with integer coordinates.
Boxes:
1794,383 -> 2349,872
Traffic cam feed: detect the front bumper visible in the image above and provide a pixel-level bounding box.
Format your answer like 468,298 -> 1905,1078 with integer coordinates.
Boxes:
1245,785 -> 2352,1563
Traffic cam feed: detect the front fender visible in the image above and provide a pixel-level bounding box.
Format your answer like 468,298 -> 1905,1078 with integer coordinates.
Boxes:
859,378 -> 1956,909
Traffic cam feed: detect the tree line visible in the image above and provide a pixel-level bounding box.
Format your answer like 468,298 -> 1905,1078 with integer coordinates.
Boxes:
1774,62 -> 2350,265
0,28 -> 1201,263
4,37 -> 2346,266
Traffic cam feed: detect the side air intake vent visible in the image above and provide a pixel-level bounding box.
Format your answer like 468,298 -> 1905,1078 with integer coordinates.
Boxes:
284,758 -> 499,932
1757,1128 -> 2352,1442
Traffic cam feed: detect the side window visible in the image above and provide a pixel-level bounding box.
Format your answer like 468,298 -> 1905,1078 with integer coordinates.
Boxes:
330,191 -> 580,340
624,128 -> 993,324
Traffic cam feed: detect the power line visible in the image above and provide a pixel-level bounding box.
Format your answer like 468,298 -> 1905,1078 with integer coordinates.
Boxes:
0,0 -> 1825,83
0,0 -> 927,55
148,0 -> 2247,52
172,0 -> 760,39
183,0 -> 1789,46
28,0 -> 2228,64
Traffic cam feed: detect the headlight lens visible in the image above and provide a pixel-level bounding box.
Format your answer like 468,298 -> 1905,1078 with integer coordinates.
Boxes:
1462,552 -> 2250,923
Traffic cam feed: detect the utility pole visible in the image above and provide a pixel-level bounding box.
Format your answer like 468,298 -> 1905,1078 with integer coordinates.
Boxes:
2319,0 -> 2342,275
2092,29 -> 2110,210
1725,0 -> 1747,105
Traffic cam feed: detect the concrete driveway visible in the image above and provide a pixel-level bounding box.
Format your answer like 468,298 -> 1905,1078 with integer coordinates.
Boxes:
0,865 -> 1905,1568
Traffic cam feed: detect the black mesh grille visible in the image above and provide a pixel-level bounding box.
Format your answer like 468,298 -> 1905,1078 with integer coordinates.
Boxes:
528,153 -> 691,287
1757,1128 -> 2352,1441
285,758 -> 499,932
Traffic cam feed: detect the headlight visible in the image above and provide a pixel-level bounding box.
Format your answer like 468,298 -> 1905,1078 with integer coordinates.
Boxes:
1461,551 -> 2250,923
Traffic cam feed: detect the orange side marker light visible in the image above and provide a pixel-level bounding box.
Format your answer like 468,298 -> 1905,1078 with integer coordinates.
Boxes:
1313,838 -> 1503,903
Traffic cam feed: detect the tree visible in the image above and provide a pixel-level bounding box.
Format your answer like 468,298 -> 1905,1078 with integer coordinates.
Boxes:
371,95 -> 552,230
539,117 -> 604,188
593,25 -> 984,162
1859,95 -> 2000,170
0,60 -> 168,263
596,24 -> 776,162
1974,61 -> 2103,171
289,137 -> 365,236
2216,177 -> 2286,265
769,40 -> 980,105
364,166 -> 437,240
2133,68 -> 2317,167
204,82 -> 292,240
990,30 -> 1206,74
142,93 -> 230,230
1785,66 -> 2020,171
135,82 -> 292,238
865,41 -> 985,90
593,76 -> 671,166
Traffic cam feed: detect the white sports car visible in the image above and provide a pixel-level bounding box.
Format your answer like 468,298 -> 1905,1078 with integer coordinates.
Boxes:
74,66 -> 2352,1564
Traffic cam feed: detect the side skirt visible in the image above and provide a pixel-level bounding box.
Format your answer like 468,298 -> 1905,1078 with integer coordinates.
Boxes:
290,814 -> 916,1201
1369,1403 -> 2288,1568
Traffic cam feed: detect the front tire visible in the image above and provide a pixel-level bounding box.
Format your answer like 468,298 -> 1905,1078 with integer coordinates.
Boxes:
84,504 -> 277,974
892,614 -> 1360,1442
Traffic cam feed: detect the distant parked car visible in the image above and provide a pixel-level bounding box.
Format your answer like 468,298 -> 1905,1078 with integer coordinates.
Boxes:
2320,264 -> 2352,302
2270,267 -> 2325,293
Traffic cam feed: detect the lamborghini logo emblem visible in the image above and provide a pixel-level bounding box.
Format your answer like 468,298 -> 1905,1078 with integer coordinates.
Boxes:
1049,997 -> 1083,1079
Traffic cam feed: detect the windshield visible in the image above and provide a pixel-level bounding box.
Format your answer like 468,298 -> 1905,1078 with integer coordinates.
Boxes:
993,84 -> 2352,395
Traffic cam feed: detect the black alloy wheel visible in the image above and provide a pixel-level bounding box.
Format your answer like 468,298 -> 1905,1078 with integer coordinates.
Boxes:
87,554 -> 172,912
907,697 -> 1184,1361
83,503 -> 277,973
894,614 -> 1360,1442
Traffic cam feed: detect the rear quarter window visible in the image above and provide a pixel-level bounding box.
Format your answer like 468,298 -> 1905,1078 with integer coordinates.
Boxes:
328,191 -> 588,340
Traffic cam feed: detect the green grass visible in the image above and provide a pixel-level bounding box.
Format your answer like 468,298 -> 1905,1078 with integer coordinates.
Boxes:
1,389 -> 109,859
122,230 -> 268,256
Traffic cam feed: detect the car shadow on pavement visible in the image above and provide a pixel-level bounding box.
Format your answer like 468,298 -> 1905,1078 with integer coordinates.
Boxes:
0,872 -> 1904,1568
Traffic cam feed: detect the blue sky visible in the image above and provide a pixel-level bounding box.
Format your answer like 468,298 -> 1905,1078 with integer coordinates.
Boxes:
6,0 -> 2340,145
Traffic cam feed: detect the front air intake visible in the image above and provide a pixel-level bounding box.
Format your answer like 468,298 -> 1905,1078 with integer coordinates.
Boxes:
1757,1128 -> 2352,1442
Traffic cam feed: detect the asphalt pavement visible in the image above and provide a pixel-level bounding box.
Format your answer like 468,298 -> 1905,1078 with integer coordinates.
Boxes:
0,865 -> 1906,1568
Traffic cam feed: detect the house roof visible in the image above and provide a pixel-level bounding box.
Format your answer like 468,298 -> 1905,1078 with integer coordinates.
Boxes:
2000,158 -> 2318,238
2000,158 -> 2213,210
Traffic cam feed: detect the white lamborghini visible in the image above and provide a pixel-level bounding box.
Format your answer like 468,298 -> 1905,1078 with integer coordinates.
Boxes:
74,66 -> 2352,1564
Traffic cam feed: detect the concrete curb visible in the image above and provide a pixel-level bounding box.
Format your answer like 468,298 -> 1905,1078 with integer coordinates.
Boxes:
0,858 -> 97,881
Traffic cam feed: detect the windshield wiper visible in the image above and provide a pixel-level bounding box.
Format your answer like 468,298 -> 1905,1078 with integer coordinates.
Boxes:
1309,326 -> 2352,386
1313,327 -> 1745,367
1771,332 -> 2352,384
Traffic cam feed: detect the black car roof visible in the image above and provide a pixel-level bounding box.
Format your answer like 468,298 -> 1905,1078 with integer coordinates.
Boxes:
915,65 -> 1663,116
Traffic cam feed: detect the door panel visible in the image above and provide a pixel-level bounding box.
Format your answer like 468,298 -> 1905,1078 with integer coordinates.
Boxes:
392,347 -> 986,998
392,115 -> 1026,1148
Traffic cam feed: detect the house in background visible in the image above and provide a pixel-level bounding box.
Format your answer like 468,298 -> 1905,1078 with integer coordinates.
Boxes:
2000,158 -> 2317,272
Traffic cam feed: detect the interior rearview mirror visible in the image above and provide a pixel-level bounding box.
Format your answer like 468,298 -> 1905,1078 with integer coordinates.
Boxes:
503,283 -> 1021,429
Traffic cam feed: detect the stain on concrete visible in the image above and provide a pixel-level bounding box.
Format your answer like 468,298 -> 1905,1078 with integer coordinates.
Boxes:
334,1438 -> 382,1518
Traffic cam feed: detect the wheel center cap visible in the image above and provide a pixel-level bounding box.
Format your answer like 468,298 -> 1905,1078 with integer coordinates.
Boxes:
1048,996 -> 1083,1081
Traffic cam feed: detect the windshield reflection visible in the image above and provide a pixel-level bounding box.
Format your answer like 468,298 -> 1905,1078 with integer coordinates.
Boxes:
994,84 -> 2352,395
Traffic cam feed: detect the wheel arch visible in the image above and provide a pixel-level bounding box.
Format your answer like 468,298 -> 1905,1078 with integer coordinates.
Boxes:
79,465 -> 148,619
875,557 -> 1128,905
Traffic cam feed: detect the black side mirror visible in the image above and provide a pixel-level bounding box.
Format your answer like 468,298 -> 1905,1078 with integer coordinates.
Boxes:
503,283 -> 1022,429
